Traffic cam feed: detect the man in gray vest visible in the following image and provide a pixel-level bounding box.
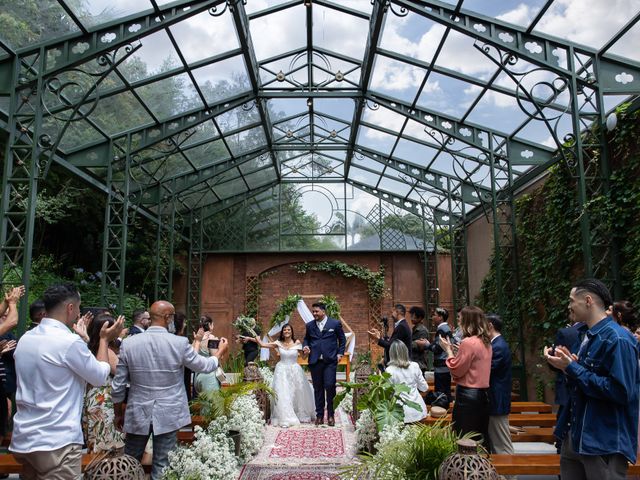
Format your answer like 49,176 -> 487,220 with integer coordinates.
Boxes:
112,301 -> 228,479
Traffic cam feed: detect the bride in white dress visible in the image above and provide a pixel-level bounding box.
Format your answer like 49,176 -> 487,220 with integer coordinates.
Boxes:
254,324 -> 316,427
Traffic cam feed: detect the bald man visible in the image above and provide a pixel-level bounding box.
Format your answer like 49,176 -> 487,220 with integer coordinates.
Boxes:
112,301 -> 228,479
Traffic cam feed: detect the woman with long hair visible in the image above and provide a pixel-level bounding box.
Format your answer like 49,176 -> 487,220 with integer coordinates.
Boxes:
82,313 -> 125,452
254,324 -> 316,427
386,340 -> 428,423
440,305 -> 492,449
193,315 -> 223,394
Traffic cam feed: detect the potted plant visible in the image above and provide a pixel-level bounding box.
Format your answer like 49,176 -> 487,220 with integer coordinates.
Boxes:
190,381 -> 274,456
334,372 -> 421,432
222,352 -> 245,385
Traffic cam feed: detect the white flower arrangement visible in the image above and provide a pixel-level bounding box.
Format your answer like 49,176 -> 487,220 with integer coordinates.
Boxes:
336,388 -> 353,415
163,393 -> 266,479
375,420 -> 408,451
162,419 -> 239,480
258,366 -> 274,388
228,393 -> 265,462
354,409 -> 378,452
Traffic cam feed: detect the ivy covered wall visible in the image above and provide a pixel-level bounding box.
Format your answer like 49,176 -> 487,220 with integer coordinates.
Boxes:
476,103 -> 640,398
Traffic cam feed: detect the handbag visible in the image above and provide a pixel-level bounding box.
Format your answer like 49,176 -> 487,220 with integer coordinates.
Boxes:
215,366 -> 227,384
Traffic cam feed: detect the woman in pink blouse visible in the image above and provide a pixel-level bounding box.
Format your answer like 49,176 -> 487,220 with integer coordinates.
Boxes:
440,306 -> 492,449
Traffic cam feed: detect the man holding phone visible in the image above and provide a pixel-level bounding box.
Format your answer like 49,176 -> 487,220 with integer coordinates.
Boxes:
112,301 -> 228,480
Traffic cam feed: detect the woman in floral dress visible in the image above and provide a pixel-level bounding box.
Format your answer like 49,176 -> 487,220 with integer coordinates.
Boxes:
82,313 -> 125,452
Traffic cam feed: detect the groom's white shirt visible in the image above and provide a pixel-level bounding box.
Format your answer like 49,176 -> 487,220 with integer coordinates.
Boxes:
316,317 -> 327,332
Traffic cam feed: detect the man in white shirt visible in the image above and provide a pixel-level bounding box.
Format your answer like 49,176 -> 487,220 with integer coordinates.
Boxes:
10,282 -> 123,479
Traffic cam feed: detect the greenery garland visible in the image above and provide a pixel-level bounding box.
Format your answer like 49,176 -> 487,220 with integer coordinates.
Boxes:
269,294 -> 302,328
293,261 -> 386,302
478,102 -> 640,346
268,293 -> 343,328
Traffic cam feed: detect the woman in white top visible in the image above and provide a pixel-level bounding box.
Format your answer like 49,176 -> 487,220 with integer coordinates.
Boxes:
385,340 -> 428,423
254,324 -> 316,427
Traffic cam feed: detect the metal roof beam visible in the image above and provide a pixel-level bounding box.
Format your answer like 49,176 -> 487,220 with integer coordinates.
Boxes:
365,91 -> 555,166
198,181 -> 279,221
230,0 -> 279,179
347,179 -> 460,220
65,92 -> 256,165
344,0 -> 386,178
15,0 -> 226,77
129,146 -> 273,202
395,0 -> 640,93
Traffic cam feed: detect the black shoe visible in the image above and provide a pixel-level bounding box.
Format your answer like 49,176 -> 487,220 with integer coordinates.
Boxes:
315,417 -> 324,426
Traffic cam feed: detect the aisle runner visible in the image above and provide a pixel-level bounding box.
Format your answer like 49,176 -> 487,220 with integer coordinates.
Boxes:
238,409 -> 356,479
269,429 -> 344,459
238,465 -> 340,480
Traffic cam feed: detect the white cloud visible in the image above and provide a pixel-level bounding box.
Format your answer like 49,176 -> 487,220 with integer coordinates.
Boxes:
533,0 -> 639,50
497,4 -> 537,26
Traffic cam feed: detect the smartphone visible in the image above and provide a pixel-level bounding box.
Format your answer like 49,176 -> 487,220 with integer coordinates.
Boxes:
208,339 -> 220,349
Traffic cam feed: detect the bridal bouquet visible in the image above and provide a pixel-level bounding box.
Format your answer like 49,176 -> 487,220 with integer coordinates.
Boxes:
232,314 -> 258,337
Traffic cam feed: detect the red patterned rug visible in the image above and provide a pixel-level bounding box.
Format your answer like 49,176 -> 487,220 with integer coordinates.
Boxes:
269,428 -> 345,459
238,465 -> 340,480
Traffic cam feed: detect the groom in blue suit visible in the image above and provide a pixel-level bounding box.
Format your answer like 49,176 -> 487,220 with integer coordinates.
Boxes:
303,303 -> 346,427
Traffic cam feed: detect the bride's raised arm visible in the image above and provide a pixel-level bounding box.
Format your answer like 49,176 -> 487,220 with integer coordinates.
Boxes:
252,335 -> 280,349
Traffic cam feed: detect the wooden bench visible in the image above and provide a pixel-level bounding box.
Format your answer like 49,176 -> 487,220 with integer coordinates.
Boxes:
297,355 -> 350,381
510,427 -> 555,443
509,402 -> 552,414
0,453 -> 152,474
423,413 -> 557,428
490,454 -> 640,475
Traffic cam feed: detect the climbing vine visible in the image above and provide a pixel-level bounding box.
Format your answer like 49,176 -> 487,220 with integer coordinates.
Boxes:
293,261 -> 387,302
268,293 -> 342,328
478,102 -> 640,346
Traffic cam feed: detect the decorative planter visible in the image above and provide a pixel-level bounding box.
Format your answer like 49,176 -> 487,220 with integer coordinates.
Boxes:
352,363 -> 373,422
243,362 -> 271,421
439,439 -> 501,480
228,429 -> 242,457
84,452 -> 145,479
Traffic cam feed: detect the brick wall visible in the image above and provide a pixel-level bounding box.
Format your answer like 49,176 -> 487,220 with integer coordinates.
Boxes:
173,251 -> 453,360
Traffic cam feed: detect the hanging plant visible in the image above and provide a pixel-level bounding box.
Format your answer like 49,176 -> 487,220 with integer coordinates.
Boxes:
269,293 -> 301,328
293,261 -> 387,302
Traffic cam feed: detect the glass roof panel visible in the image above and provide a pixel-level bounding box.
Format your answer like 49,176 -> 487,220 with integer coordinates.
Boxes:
225,125 -> 268,156
213,176 -> 248,200
117,30 -> 181,83
244,167 -> 278,189
312,4 -> 369,61
361,105 -> 407,135
433,32 -> 498,81
135,73 -> 201,121
606,22 -> 640,62
533,0 -> 640,50
169,9 -> 239,64
394,138 -> 439,166
370,55 -> 427,103
85,91 -> 154,136
246,0 -> 294,15
60,0 -> 153,29
182,120 -> 220,148
356,126 -> 397,155
314,98 -> 355,122
250,4 -> 307,62
461,0 -> 549,28
268,99 -> 308,119
379,11 -> 443,65
192,56 -> 251,105
0,0 -> 80,50
348,166 -> 381,186
185,140 -> 230,168
216,105 -> 261,134
378,176 -> 412,197
416,72 -> 477,119
239,155 -> 273,175
465,91 -> 531,135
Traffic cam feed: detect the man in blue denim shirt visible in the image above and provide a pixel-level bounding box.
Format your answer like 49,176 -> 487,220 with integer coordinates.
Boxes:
545,279 -> 639,479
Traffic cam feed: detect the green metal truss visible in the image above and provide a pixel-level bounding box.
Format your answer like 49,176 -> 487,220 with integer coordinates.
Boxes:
0,0 -> 638,376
